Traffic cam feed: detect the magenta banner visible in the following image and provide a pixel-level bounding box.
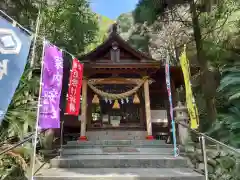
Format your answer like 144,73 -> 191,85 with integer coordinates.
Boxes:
39,42 -> 63,129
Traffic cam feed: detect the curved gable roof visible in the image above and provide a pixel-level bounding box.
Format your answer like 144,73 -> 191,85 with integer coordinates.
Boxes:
78,23 -> 155,61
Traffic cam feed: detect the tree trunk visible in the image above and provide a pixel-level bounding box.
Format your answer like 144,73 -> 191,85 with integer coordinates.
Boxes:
206,97 -> 217,122
190,0 -> 217,123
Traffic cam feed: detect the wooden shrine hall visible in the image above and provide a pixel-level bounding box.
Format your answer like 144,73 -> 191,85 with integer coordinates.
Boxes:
62,24 -> 187,141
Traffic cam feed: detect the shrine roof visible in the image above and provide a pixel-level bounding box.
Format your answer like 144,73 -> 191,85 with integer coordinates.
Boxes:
77,23 -> 156,62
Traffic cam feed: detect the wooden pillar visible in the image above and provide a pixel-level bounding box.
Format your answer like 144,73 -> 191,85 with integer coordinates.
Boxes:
86,89 -> 93,130
144,79 -> 154,140
140,88 -> 145,127
79,79 -> 87,141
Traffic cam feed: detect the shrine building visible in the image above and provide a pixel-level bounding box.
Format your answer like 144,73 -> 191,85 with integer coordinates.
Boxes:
61,24 -> 189,141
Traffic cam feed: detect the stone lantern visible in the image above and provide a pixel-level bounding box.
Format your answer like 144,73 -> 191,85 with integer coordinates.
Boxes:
174,101 -> 189,145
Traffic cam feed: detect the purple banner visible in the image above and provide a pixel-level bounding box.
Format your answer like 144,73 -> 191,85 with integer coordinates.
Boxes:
39,42 -> 63,129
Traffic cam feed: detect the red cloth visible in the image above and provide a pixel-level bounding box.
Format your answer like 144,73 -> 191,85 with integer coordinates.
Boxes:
65,58 -> 83,116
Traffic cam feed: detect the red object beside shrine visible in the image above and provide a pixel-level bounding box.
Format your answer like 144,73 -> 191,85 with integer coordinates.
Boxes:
65,58 -> 83,116
146,135 -> 154,140
78,136 -> 87,141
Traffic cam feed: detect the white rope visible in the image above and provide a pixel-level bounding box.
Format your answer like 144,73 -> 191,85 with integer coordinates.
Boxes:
88,78 -> 147,99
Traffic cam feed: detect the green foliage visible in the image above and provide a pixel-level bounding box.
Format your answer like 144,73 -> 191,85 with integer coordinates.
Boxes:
218,66 -> 240,104
200,0 -> 240,66
133,0 -> 166,24
0,0 -> 43,30
98,15 -> 114,34
128,29 -> 150,53
0,68 -> 39,141
208,65 -> 240,147
43,0 -> 99,55
125,0 -> 164,54
85,14 -> 114,53
0,71 -> 38,179
117,12 -> 150,54
128,0 -> 240,146
0,145 -> 31,180
0,1 -> 43,178
117,13 -> 134,34
0,1 -> 101,179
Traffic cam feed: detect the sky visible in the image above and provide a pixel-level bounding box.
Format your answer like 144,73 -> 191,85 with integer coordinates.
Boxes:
90,0 -> 139,19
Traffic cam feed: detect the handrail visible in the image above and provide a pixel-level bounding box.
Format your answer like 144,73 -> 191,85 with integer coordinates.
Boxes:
0,132 -> 34,155
176,121 -> 240,155
0,129 -> 52,180
0,135 -> 18,146
0,129 -> 48,156
0,132 -> 37,147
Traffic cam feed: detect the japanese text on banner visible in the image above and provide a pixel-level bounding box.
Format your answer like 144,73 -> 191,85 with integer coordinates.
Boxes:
180,46 -> 199,129
65,58 -> 83,116
38,43 -> 63,129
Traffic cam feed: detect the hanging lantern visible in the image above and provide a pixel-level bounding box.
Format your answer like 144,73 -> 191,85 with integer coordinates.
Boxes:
133,94 -> 140,104
112,99 -> 120,109
126,97 -> 129,103
92,94 -> 99,104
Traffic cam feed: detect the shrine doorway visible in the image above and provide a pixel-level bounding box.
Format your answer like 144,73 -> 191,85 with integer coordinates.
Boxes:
88,82 -> 145,130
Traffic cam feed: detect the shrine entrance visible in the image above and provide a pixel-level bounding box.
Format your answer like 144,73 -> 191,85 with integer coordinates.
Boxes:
91,98 -> 142,129
61,23 -> 186,141
87,78 -> 148,130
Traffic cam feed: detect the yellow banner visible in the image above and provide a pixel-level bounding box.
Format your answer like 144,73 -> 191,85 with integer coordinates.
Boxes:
180,45 -> 199,129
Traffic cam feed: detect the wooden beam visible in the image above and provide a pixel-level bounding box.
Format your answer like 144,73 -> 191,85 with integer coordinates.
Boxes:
84,63 -> 159,69
85,69 -> 148,76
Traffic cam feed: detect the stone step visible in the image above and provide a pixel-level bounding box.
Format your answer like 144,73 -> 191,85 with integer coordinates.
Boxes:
63,140 -> 173,149
63,144 -> 173,149
34,168 -> 204,180
66,140 -> 167,146
50,155 -> 188,168
86,130 -> 147,140
61,147 -> 175,156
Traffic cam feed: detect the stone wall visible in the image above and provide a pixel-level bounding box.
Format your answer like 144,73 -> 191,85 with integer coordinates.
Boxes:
183,143 -> 240,180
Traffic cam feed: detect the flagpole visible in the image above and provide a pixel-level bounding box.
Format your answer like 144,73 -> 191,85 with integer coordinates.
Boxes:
0,10 -> 32,35
165,52 -> 178,157
29,10 -> 42,79
29,39 -> 46,180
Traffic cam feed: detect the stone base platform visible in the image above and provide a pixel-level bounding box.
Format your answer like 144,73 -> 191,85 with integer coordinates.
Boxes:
86,130 -> 147,140
34,168 -> 204,180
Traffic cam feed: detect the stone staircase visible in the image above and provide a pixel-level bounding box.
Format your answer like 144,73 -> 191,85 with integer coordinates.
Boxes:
34,140 -> 204,180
